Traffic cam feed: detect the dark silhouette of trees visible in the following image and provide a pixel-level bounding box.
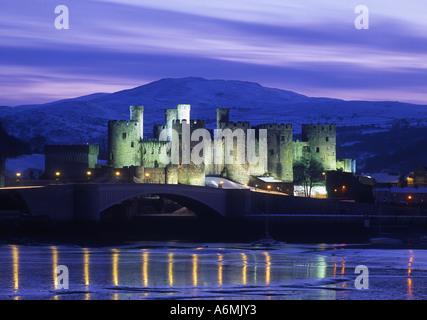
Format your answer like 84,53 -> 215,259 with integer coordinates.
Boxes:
0,122 -> 31,187
293,159 -> 324,198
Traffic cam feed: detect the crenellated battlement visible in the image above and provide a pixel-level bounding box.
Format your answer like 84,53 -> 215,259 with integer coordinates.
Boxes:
108,120 -> 139,128
254,123 -> 292,131
224,121 -> 250,130
171,119 -> 206,127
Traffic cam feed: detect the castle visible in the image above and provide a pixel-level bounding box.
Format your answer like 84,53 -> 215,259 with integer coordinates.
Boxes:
107,104 -> 355,190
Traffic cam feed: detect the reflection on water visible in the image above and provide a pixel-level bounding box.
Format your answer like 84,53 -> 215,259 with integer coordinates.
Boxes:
407,250 -> 414,299
142,250 -> 148,288
1,243 -> 426,300
11,245 -> 19,299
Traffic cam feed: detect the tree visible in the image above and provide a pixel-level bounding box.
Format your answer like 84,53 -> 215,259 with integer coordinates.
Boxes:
0,123 -> 31,187
293,159 -> 324,198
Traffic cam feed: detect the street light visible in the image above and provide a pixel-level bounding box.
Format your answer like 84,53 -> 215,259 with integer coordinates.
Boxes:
115,171 -> 120,177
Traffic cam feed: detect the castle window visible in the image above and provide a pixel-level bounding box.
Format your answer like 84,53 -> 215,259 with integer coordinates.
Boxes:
269,150 -> 274,155
131,141 -> 134,148
316,147 -> 320,153
281,136 -> 285,142
326,137 -> 329,142
122,133 -> 127,139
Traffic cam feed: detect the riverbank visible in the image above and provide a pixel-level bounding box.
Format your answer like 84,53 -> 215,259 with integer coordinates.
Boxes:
2,214 -> 427,249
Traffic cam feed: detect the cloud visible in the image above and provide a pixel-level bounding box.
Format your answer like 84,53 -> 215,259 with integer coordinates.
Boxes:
0,0 -> 427,105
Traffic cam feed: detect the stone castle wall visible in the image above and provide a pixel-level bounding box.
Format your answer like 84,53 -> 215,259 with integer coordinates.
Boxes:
108,120 -> 141,168
301,123 -> 336,171
108,105 -> 341,186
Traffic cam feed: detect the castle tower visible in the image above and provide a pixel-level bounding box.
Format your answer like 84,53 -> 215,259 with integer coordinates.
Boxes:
129,105 -> 144,140
216,107 -> 230,129
165,108 -> 178,141
108,120 -> 141,168
177,104 -> 191,122
301,123 -> 336,171
254,124 -> 293,182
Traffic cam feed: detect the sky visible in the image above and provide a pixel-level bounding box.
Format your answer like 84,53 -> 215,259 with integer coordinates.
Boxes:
1,0 -> 427,106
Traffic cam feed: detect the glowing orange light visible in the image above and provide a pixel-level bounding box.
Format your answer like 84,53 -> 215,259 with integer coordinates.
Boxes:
16,173 -> 21,177
55,172 -> 60,176
86,171 -> 92,176
408,195 -> 412,200
115,171 -> 120,176
267,185 -> 271,189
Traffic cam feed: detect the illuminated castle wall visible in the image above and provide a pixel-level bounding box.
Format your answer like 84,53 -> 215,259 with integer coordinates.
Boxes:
107,104 -> 353,187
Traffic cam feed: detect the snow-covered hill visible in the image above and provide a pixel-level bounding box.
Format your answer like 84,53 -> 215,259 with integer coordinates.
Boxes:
0,77 -> 426,166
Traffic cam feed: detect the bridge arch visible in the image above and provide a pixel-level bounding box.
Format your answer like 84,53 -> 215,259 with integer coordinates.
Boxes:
99,191 -> 225,219
92,184 -> 228,220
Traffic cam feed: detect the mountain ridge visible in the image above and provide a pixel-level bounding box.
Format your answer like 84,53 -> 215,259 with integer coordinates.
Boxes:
0,77 -> 426,172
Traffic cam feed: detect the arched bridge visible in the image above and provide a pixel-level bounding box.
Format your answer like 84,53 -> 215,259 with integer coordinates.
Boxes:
2,184 -> 252,221
1,183 -> 394,223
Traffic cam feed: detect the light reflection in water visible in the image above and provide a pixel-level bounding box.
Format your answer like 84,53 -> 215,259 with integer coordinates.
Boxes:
111,249 -> 119,286
82,248 -> 90,300
142,250 -> 149,287
316,256 -> 327,279
168,253 -> 174,287
264,252 -> 271,285
82,248 -> 90,286
11,245 -> 19,294
50,246 -> 59,299
407,250 -> 414,298
217,254 -> 223,286
192,254 -> 198,287
111,248 -> 119,300
4,245 -> 424,300
241,253 -> 247,285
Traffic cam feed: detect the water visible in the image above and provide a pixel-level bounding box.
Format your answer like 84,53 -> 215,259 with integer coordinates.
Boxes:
1,242 -> 426,300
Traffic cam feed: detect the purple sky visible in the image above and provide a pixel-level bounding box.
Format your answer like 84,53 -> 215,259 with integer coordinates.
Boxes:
1,0 -> 427,106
